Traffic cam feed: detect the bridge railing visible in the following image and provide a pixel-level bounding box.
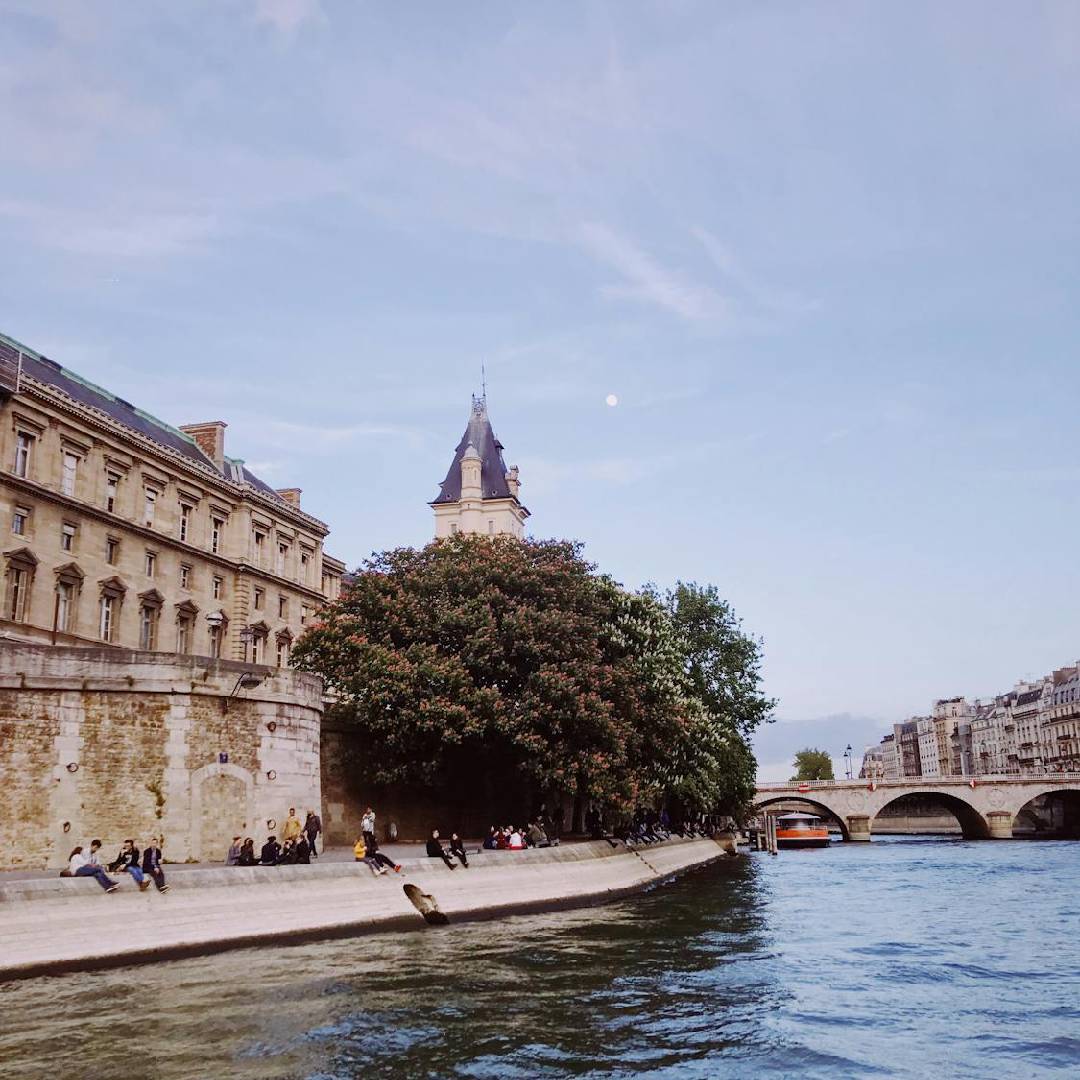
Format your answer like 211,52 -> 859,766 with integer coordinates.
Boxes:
756,773 -> 1080,791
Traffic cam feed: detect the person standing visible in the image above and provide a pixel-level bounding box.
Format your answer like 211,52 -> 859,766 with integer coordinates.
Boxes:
141,837 -> 169,892
281,808 -> 303,844
67,845 -> 119,893
109,840 -> 151,891
361,806 -> 376,851
304,810 -> 322,858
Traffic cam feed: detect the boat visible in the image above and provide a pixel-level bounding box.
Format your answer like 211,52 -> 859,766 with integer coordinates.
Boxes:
774,812 -> 830,848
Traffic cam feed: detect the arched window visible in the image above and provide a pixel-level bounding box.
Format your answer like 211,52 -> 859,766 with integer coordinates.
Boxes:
53,563 -> 84,637
98,576 -> 127,644
137,588 -> 164,651
3,547 -> 37,623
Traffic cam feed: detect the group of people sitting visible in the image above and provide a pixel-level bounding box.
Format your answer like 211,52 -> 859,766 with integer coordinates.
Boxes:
63,838 -> 168,894
226,807 -> 322,868
482,820 -> 555,850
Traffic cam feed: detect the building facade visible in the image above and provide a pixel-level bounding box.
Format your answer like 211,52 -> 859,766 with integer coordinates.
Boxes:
1044,664 -> 1080,772
431,395 -> 529,538
0,330 -> 345,663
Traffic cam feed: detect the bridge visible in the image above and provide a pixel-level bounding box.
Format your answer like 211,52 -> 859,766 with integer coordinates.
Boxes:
754,774 -> 1080,840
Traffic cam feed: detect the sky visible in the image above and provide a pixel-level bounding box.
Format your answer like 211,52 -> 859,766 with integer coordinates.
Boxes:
3,1 -> 1079,781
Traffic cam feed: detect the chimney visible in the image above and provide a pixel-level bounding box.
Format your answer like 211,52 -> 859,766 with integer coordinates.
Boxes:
276,488 -> 302,508
180,421 -> 227,470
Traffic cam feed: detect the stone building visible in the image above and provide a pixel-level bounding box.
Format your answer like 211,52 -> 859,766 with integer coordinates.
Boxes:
1013,680 -> 1049,773
0,330 -> 345,662
0,641 -> 323,868
1043,663 -> 1080,772
431,395 -> 529,538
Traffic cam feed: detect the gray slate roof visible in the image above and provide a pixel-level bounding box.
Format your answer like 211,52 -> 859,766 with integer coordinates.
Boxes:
7,332 -> 285,503
433,396 -> 514,504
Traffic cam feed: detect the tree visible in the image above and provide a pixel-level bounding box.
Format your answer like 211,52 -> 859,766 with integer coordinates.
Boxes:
791,748 -> 834,782
292,536 -> 772,825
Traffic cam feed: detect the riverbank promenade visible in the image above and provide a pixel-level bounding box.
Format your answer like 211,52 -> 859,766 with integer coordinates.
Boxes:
0,836 -> 729,982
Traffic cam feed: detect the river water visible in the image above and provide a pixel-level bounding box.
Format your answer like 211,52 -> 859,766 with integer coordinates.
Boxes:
2,837 -> 1078,1079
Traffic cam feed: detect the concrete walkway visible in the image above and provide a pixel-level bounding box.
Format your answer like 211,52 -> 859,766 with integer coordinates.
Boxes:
0,836 -> 729,981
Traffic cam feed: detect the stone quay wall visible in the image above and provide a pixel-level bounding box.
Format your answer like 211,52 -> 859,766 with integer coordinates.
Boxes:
0,836 -> 729,981
0,642 -> 323,869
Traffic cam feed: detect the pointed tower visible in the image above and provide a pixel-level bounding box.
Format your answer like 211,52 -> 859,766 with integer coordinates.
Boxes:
431,394 -> 529,538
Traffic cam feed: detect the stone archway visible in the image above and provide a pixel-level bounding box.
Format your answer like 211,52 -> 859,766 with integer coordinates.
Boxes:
872,791 -> 991,840
190,761 -> 255,862
1010,786 -> 1080,839
755,796 -> 851,840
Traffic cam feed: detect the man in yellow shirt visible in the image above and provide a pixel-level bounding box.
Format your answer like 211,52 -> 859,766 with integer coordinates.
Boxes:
281,807 -> 303,844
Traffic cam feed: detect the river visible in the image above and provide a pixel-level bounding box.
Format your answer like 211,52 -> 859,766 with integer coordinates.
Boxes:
2,836 -> 1077,1079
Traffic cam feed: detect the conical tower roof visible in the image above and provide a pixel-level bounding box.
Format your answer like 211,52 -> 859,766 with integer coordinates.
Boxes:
432,395 -> 514,504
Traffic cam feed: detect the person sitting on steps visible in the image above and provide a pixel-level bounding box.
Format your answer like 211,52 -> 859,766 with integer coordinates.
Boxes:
108,840 -> 151,891
449,832 -> 469,868
65,843 -> 119,893
426,829 -> 456,869
141,837 -> 169,892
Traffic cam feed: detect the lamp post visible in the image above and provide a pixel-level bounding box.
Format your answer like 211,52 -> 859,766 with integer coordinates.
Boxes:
238,624 -> 254,664
844,744 -> 853,780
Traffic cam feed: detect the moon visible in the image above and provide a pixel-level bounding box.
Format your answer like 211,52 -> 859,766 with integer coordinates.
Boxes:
605,394 -> 619,407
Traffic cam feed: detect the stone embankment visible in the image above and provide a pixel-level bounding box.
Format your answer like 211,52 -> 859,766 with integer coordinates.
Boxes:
0,836 -> 728,982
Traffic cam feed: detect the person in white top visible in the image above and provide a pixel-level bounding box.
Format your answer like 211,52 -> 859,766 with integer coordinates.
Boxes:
66,843 -> 119,892
508,829 -> 525,850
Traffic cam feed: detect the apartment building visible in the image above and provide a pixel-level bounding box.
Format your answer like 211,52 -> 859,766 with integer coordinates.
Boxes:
0,330 -> 345,663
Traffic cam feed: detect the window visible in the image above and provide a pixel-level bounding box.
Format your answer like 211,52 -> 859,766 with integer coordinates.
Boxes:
253,530 -> 266,566
60,522 -> 77,552
276,638 -> 290,667
12,506 -> 29,536
251,631 -> 265,665
143,486 -> 157,528
211,517 -> 224,554
13,432 -> 33,478
176,613 -> 193,654
61,452 -> 79,496
145,551 -> 156,577
488,519 -> 495,535
99,595 -> 117,642
277,542 -> 289,576
449,523 -> 459,535
56,581 -> 75,634
106,537 -> 119,565
179,503 -> 192,542
300,604 -> 309,625
179,564 -> 191,590
212,576 -> 223,600
209,621 -> 224,658
300,550 -> 311,585
253,587 -> 264,611
6,565 -> 30,622
106,472 -> 120,513
278,595 -> 287,619
139,603 -> 159,650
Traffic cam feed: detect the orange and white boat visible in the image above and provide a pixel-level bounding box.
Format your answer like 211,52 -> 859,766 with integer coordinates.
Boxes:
774,812 -> 830,849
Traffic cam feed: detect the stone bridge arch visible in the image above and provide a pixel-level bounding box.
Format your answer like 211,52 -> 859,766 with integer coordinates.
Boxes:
1007,784 -> 1080,838
754,795 -> 850,840
873,789 -> 991,840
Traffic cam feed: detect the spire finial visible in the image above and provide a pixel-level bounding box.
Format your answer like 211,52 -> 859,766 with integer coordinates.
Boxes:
481,359 -> 487,405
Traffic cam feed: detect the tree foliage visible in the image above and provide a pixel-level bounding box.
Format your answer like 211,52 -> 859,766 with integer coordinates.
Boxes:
791,748 -> 835,781
292,535 -> 774,820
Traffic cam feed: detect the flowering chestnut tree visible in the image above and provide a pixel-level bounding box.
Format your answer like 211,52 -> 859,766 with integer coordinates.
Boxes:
292,535 -> 770,821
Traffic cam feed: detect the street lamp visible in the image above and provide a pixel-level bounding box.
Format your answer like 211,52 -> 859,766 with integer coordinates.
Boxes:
844,744 -> 853,780
238,624 -> 255,663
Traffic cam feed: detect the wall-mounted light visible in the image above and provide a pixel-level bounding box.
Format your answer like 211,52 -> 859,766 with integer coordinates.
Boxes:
266,769 -> 277,781
267,721 -> 277,733
267,818 -> 277,830
65,762 -> 79,773
62,821 -> 71,833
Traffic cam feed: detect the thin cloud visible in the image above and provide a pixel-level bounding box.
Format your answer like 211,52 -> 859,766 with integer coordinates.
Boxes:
579,222 -> 731,323
250,0 -> 324,35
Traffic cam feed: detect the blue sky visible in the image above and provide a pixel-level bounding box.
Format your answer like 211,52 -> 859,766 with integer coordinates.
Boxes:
3,1 -> 1079,780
